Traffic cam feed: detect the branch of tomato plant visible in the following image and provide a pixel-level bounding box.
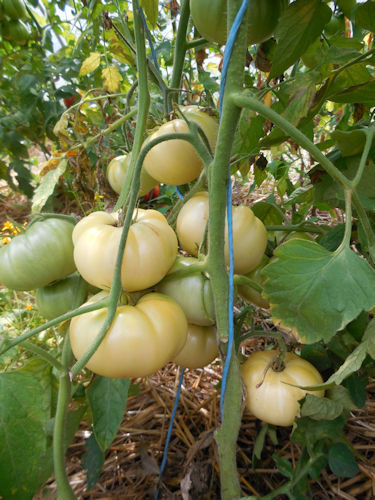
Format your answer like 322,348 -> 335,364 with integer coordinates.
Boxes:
168,0 -> 191,111
230,93 -> 375,262
19,341 -> 65,372
205,1 -> 250,498
53,332 -> 76,500
0,300 -> 109,357
70,0 -> 151,378
233,275 -> 263,293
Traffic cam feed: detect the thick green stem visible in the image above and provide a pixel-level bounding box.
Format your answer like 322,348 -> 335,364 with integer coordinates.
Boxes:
20,341 -> 65,371
350,126 -> 375,188
208,1 -> 249,499
168,0 -> 191,111
336,189 -> 353,254
53,334 -> 76,500
71,0 -> 151,378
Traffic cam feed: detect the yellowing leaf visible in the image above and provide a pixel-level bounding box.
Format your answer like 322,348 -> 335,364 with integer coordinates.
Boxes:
53,113 -> 69,137
79,52 -> 101,76
140,0 -> 158,27
102,66 -> 122,93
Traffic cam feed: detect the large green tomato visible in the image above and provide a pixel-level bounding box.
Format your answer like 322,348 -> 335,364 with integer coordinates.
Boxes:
190,0 -> 287,46
106,153 -> 158,197
172,324 -> 218,369
241,350 -> 324,427
36,273 -> 89,320
237,255 -> 269,309
0,217 -> 76,291
69,292 -> 188,378
3,0 -> 26,20
156,256 -> 215,326
143,108 -> 218,186
176,191 -> 267,274
73,209 -> 178,292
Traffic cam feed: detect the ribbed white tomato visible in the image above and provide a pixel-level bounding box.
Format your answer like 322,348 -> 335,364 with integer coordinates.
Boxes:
241,350 -> 324,426
70,292 -> 188,378
73,209 -> 178,291
176,191 -> 268,273
172,324 -> 218,369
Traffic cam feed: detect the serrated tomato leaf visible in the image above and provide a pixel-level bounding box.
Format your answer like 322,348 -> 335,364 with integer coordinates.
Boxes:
86,376 -> 130,452
262,240 -> 375,343
270,0 -> 331,79
0,370 -> 54,499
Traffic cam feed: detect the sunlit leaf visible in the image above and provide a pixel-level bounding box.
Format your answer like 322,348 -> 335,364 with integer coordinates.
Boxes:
102,66 -> 122,93
263,240 -> 375,343
140,0 -> 158,28
32,159 -> 68,213
79,52 -> 101,76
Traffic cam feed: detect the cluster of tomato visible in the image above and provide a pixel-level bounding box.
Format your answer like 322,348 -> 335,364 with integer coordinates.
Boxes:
0,0 -> 29,46
0,105 -> 323,426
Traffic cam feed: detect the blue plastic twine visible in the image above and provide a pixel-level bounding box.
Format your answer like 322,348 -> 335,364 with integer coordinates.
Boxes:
154,368 -> 185,500
219,0 -> 249,420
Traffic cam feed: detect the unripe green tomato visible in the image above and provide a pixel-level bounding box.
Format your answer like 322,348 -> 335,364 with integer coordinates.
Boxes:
3,0 -> 26,20
36,273 -> 89,320
73,209 -> 178,292
237,255 -> 270,309
0,217 -> 76,291
69,292 -> 188,378
190,0 -> 287,46
6,19 -> 29,45
106,153 -> 158,197
241,350 -> 324,426
172,324 -> 218,369
176,192 -> 268,274
156,256 -> 215,326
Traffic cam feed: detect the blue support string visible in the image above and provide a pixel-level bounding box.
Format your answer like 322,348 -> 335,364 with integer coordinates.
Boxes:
154,368 -> 185,500
219,0 -> 249,419
175,186 -> 184,200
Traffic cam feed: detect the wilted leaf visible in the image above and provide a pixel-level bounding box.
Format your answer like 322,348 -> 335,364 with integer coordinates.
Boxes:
102,66 -> 122,93
263,240 -> 375,343
32,159 -> 67,213
53,113 -> 69,137
79,52 -> 101,76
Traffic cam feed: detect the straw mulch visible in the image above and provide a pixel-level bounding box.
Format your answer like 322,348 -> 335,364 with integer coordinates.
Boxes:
38,345 -> 375,500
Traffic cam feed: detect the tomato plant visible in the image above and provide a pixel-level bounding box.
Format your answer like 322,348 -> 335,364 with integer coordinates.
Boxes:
69,292 -> 188,378
190,0 -> 287,45
176,191 -> 268,273
36,273 -> 89,320
72,209 -> 178,292
106,153 -> 158,197
157,256 -> 216,326
172,323 -> 218,369
241,350 -> 324,427
0,217 -> 76,290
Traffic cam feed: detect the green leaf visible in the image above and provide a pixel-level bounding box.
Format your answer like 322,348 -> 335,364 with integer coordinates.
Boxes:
344,374 -> 367,408
31,159 -> 67,213
270,0 -> 332,79
272,454 -> 293,479
140,0 -> 158,28
300,343 -> 332,372
262,240 -> 375,343
86,376 -> 130,451
251,201 -> 284,225
331,129 -> 371,158
355,1 -> 375,32
330,78 -> 375,105
82,433 -> 105,491
300,394 -> 345,420
328,442 -> 359,478
363,318 -> 375,359
292,415 -> 346,452
252,423 -> 268,461
326,340 -> 369,385
0,370 -> 53,499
